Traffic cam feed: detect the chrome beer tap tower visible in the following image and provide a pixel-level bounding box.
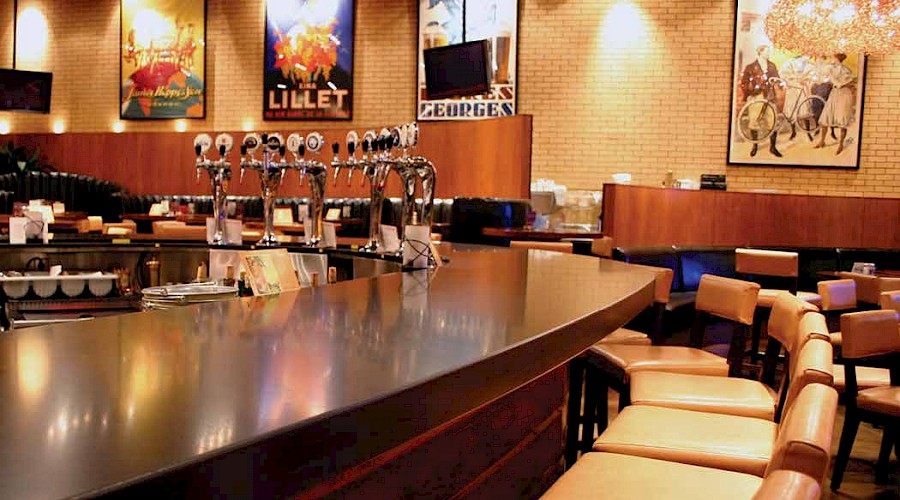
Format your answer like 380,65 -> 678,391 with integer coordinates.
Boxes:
239,132 -> 288,246
193,133 -> 233,245
291,132 -> 328,247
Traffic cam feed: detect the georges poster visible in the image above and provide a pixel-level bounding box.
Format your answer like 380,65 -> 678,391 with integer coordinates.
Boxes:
417,0 -> 518,121
120,0 -> 205,119
264,0 -> 355,121
727,0 -> 865,168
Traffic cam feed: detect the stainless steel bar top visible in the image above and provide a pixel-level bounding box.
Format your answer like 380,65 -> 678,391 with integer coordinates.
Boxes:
0,244 -> 655,499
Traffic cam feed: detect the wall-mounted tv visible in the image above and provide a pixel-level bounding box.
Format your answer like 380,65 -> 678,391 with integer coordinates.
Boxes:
0,69 -> 53,113
423,40 -> 491,100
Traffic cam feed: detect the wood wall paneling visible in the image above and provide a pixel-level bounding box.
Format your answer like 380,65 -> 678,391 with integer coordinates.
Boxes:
602,184 -> 900,250
8,116 -> 532,199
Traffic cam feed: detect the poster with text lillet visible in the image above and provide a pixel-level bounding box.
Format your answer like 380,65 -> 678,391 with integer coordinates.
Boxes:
264,0 -> 355,120
120,0 -> 206,120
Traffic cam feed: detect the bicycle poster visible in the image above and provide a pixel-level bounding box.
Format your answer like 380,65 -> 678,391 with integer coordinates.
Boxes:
727,0 -> 865,169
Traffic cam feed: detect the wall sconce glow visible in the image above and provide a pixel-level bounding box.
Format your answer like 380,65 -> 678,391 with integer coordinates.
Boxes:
131,8 -> 175,47
52,121 -> 65,134
112,122 -> 125,133
242,120 -> 255,132
0,121 -> 9,135
174,120 -> 187,132
16,8 -> 50,67
601,2 -> 649,50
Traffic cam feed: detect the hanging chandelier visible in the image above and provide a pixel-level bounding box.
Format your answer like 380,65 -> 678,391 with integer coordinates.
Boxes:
765,0 -> 900,55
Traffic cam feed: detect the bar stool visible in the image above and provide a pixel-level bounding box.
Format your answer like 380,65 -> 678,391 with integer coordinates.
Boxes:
880,290 -> 900,313
628,295 -> 826,423
592,382 -> 838,478
830,309 -> 900,490
589,236 -> 614,259
508,240 -> 573,253
838,272 -> 900,308
576,275 -> 758,458
735,249 -> 821,362
816,278 -> 857,352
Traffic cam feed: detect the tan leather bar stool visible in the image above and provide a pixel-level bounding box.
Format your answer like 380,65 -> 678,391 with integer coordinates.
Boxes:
564,265 -> 671,467
508,240 -> 573,253
629,297 -> 827,423
830,309 -> 900,490
880,290 -> 900,312
589,236 -> 614,259
735,249 -> 821,363
574,275 -> 758,462
816,279 -> 857,348
838,272 -> 900,308
592,382 -> 838,478
541,454 -> 821,500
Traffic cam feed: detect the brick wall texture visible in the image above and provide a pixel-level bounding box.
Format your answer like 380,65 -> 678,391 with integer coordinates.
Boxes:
0,0 -> 897,198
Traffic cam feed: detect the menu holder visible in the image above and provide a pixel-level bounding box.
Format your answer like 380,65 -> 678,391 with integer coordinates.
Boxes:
380,225 -> 400,253
240,249 -> 301,296
322,222 -> 337,248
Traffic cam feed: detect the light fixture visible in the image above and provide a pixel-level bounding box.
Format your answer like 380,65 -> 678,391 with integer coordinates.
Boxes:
52,120 -> 65,134
174,120 -> 187,132
0,121 -> 9,134
112,121 -> 125,133
765,0 -> 900,55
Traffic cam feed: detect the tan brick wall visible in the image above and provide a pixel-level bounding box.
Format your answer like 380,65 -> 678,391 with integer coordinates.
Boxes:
519,0 -> 900,198
0,0 -> 12,68
0,0 -> 897,198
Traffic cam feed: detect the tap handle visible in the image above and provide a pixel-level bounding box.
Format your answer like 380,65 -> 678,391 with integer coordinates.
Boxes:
362,139 -> 370,153
279,145 -> 286,158
218,144 -> 227,157
261,133 -> 269,145
332,142 -> 340,155
298,143 -> 306,157
194,144 -> 202,157
240,144 -> 247,156
348,141 -> 357,156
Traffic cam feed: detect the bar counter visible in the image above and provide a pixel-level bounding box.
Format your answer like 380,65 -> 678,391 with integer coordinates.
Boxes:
0,243 -> 655,498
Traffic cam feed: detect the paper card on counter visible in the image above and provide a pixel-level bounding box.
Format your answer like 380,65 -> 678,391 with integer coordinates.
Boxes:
28,199 -> 44,209
297,204 -> 309,222
52,202 -> 65,214
206,218 -> 244,245
402,224 -> 431,268
240,249 -> 300,296
148,203 -> 165,216
9,217 -> 26,244
325,208 -> 341,221
322,222 -> 337,248
380,225 -> 400,253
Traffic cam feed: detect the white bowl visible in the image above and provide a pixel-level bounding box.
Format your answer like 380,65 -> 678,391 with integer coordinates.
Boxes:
3,281 -> 29,299
61,279 -> 86,297
32,279 -> 59,298
88,278 -> 114,297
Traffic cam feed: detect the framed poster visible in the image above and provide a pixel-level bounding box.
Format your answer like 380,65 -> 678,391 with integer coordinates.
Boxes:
417,0 -> 518,121
120,0 -> 206,120
727,0 -> 865,168
263,0 -> 355,121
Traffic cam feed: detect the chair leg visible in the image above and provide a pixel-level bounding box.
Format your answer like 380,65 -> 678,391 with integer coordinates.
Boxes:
727,324 -> 750,378
750,309 -> 765,363
688,312 -> 707,349
875,425 -> 896,484
564,359 -> 584,469
581,366 -> 599,454
617,382 -> 631,411
831,409 -> 861,491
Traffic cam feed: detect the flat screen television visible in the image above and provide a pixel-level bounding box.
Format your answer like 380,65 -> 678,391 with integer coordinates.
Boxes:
0,69 -> 53,113
424,40 -> 491,100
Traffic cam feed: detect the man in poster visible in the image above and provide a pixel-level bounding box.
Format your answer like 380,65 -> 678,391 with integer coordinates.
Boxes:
739,45 -> 782,158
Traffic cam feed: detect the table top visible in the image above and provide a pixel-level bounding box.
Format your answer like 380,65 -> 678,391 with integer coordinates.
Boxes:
482,226 -> 605,241
0,244 -> 654,498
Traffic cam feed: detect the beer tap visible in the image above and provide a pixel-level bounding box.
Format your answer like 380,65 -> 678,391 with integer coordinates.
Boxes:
389,126 -> 419,247
406,122 -> 437,228
300,132 -> 328,247
361,131 -> 392,252
193,133 -> 232,245
240,132 -> 288,246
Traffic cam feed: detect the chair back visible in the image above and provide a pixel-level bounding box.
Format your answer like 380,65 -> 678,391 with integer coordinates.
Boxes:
817,279 -> 857,312
590,236 -> 614,259
694,274 -> 759,326
767,293 -> 819,353
838,272 -> 880,305
509,240 -> 573,254
627,264 -> 673,305
736,248 -> 799,278
781,336 -> 834,415
752,470 -> 820,500
766,383 -> 838,485
840,310 -> 900,360
881,290 -> 900,313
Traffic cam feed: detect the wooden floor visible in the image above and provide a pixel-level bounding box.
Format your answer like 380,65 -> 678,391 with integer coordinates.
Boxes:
599,389 -> 899,499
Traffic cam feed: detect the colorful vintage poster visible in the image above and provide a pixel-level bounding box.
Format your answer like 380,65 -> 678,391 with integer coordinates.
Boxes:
417,0 -> 518,121
120,0 -> 205,120
264,0 -> 355,121
728,0 -> 865,168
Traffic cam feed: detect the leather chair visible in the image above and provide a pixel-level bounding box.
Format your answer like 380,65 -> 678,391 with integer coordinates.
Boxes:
577,275 -> 758,457
817,278 -> 857,334
542,455 -> 821,500
590,237 -> 614,259
881,290 -> 900,313
592,382 -> 838,480
830,309 -> 900,490
103,220 -> 137,236
838,272 -> 900,308
508,240 -> 573,253
628,294 -> 826,422
152,220 -> 207,240
735,249 -> 822,363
